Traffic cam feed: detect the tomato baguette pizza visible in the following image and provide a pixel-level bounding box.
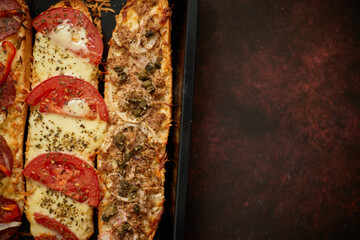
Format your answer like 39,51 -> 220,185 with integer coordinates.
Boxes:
97,0 -> 172,239
0,0 -> 32,239
23,0 -> 107,239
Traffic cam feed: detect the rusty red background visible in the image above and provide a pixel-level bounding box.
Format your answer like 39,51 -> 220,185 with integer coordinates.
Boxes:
186,0 -> 360,239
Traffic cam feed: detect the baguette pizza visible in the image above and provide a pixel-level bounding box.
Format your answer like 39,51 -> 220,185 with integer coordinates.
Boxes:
97,0 -> 172,239
23,0 -> 108,239
0,0 -> 32,239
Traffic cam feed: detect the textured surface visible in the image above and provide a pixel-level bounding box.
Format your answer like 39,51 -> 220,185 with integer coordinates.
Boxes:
186,0 -> 360,239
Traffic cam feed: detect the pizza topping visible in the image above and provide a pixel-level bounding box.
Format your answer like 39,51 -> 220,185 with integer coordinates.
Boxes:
98,232 -> 111,240
137,61 -> 160,92
25,75 -> 109,121
0,221 -> 21,231
133,204 -> 140,214
34,213 -> 79,240
159,7 -> 171,25
34,236 -> 57,240
138,71 -> 150,81
32,8 -> 103,64
154,57 -> 162,69
32,33 -> 99,85
0,196 -> 21,239
27,109 -> 107,163
0,135 -> 13,179
116,143 -> 144,173
113,66 -> 125,73
0,41 -> 16,85
145,62 -> 155,74
138,30 -> 160,53
144,30 -> 154,38
49,23 -> 88,55
118,180 -> 138,199
0,0 -> 24,41
142,60 -> 161,92
27,184 -> 94,239
127,96 -> 149,118
101,204 -> 118,222
23,152 -> 100,206
142,80 -> 155,92
0,41 -> 19,123
0,196 -> 21,223
113,132 -> 126,151
121,222 -> 131,231
0,196 -> 21,238
113,66 -> 127,82
0,63 -> 15,114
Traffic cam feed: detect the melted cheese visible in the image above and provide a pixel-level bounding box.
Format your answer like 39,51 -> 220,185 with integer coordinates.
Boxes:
124,9 -> 139,31
26,109 -> 107,164
149,6 -> 160,15
62,99 -> 93,118
49,23 -> 88,53
32,33 -> 97,87
26,180 -> 94,240
0,44 -> 7,64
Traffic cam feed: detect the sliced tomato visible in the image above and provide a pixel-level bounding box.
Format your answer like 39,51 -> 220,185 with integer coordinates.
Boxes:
0,135 -> 13,179
34,213 -> 79,240
23,152 -> 100,206
25,75 -> 109,121
32,7 -> 103,64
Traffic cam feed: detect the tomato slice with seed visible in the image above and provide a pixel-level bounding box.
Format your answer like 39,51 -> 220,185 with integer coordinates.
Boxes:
34,213 -> 79,240
0,135 -> 13,179
32,8 -> 103,64
23,153 -> 100,206
25,75 -> 109,121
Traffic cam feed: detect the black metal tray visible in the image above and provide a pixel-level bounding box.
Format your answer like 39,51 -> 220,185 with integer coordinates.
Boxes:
20,0 -> 197,239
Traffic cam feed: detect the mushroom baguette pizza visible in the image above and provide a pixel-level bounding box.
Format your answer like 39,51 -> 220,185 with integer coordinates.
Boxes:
97,0 -> 172,239
0,0 -> 32,239
23,0 -> 108,239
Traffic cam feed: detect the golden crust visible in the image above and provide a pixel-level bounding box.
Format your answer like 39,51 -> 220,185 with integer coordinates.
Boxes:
53,0 -> 93,22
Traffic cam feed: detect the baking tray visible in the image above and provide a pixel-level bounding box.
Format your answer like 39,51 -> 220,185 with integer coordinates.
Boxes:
19,0 -> 197,239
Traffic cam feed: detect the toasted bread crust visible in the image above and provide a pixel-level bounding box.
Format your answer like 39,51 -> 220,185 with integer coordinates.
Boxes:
53,0 -> 93,22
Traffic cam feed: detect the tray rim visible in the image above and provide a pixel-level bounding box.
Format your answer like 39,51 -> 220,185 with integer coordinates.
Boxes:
172,0 -> 199,239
